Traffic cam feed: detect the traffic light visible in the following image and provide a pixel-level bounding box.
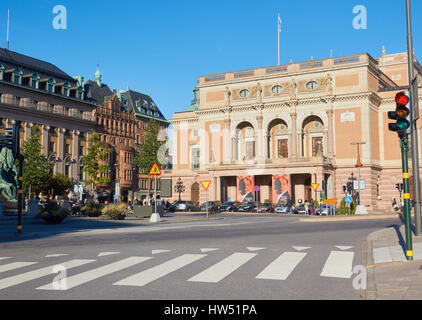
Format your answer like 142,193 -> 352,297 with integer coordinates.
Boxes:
388,91 -> 411,137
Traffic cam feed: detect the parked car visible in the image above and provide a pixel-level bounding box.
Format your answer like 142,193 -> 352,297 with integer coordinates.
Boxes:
174,201 -> 200,212
236,202 -> 255,212
254,203 -> 275,213
274,204 -> 289,214
315,204 -> 337,215
293,204 -> 308,214
164,202 -> 175,212
200,201 -> 220,212
218,201 -> 239,212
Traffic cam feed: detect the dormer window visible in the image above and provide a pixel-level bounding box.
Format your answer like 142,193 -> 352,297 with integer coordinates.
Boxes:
76,86 -> 84,100
30,73 -> 40,89
62,81 -> 70,96
13,68 -> 23,85
47,78 -> 56,93
0,65 -> 4,80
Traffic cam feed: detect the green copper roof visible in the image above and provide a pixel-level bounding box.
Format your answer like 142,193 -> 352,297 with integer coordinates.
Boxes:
187,82 -> 199,111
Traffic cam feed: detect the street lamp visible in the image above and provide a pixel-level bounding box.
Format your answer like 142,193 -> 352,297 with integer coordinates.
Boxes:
350,142 -> 366,206
173,177 -> 185,201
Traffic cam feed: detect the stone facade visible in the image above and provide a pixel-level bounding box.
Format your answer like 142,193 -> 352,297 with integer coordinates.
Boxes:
166,51 -> 422,212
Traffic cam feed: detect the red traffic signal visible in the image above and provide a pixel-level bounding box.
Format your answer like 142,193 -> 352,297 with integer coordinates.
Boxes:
388,91 -> 411,136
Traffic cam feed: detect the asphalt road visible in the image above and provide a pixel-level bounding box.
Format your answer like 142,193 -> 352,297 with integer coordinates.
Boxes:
0,214 -> 400,300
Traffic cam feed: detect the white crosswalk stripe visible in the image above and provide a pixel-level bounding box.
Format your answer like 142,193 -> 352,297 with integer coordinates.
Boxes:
114,254 -> 206,287
188,253 -> 257,283
0,262 -> 38,274
320,251 -> 354,279
256,252 -> 307,280
37,257 -> 152,290
0,247 -> 357,291
0,259 -> 95,290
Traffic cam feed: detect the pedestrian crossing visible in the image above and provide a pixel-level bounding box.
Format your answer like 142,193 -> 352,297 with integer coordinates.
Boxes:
0,247 -> 356,293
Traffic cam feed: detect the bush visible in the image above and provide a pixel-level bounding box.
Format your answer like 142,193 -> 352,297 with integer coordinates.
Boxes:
102,203 -> 127,220
339,197 -> 356,215
38,200 -> 70,224
82,201 -> 102,217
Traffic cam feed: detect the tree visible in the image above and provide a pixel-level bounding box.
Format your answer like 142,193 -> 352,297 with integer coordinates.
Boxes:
82,131 -> 111,189
133,118 -> 164,174
46,173 -> 74,197
21,125 -> 53,198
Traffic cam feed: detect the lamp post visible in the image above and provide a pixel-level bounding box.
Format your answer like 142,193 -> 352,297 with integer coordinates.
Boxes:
350,142 -> 366,206
174,177 -> 185,201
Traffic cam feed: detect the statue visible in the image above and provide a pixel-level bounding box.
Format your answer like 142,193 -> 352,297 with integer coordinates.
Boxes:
257,82 -> 262,102
0,145 -> 18,203
325,74 -> 333,94
225,86 -> 231,107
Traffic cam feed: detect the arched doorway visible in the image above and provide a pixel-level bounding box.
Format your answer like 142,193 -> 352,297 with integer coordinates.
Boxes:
235,122 -> 255,161
302,116 -> 325,157
267,119 -> 289,159
191,182 -> 200,203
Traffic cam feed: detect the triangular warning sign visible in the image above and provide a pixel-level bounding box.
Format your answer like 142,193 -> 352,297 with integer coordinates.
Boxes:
148,162 -> 161,176
200,180 -> 211,191
311,183 -> 319,191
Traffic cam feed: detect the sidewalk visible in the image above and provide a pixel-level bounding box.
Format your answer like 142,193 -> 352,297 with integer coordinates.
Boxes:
365,215 -> 422,300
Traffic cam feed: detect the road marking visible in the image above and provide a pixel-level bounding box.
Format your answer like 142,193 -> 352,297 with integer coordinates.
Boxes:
200,248 -> 220,253
0,257 -> 12,261
0,262 -> 38,274
256,252 -> 307,280
188,252 -> 257,283
98,252 -> 120,257
320,251 -> 354,278
45,254 -> 69,258
246,247 -> 265,252
292,246 -> 311,251
37,257 -> 152,290
114,254 -> 206,287
151,250 -> 171,255
0,259 -> 95,290
335,246 -> 353,251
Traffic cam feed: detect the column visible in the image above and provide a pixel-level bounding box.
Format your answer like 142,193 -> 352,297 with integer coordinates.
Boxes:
231,136 -> 236,162
57,128 -> 65,174
223,119 -> 231,164
24,122 -> 33,140
327,108 -> 334,157
256,116 -> 264,164
290,112 -> 297,157
41,125 -> 49,156
72,130 -> 80,181
297,130 -> 303,157
264,134 -> 269,160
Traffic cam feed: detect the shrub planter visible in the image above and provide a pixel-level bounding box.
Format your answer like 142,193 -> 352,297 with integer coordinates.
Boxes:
41,214 -> 67,225
38,200 -> 69,225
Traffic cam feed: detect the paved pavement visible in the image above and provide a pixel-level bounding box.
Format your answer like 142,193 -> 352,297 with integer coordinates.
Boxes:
2,210 -> 421,300
365,213 -> 422,300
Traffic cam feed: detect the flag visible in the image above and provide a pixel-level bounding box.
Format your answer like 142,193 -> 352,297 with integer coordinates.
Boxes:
278,14 -> 282,33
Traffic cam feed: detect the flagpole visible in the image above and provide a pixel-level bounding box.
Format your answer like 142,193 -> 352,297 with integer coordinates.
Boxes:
277,13 -> 280,65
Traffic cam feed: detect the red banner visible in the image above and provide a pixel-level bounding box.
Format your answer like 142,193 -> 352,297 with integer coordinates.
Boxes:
237,176 -> 254,202
272,175 -> 290,205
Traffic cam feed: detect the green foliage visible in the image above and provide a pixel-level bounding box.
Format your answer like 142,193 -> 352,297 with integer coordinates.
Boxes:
101,203 -> 127,220
82,201 -> 102,217
82,131 -> 111,189
21,125 -> 54,198
38,201 -> 70,218
46,173 -> 73,197
133,118 -> 164,174
339,197 -> 356,215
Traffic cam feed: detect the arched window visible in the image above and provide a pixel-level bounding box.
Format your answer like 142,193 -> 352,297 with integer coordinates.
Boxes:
62,81 -> 70,96
13,68 -> 23,84
0,64 -> 5,80
47,78 -> 56,93
31,73 -> 40,89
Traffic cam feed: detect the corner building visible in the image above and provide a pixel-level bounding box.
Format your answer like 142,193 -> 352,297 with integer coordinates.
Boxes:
168,51 -> 422,211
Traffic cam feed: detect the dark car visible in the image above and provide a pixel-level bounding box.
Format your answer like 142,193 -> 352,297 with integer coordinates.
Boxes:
200,201 -> 220,212
174,201 -> 200,212
293,204 -> 307,214
254,203 -> 275,213
236,202 -> 255,212
218,201 -> 238,212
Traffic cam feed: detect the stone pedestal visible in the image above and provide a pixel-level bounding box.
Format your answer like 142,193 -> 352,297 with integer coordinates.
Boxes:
149,212 -> 161,223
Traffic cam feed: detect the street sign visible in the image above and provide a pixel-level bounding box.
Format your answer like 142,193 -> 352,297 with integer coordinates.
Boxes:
311,183 -> 319,191
345,196 -> 353,204
254,186 -> 260,192
200,180 -> 211,191
323,199 -> 337,204
353,179 -> 366,190
148,162 -> 161,176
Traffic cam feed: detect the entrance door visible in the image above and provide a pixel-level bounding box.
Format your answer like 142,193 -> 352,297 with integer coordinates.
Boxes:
277,139 -> 288,158
191,183 -> 200,203
312,137 -> 323,156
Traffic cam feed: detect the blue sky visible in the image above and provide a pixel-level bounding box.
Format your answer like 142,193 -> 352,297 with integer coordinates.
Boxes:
0,0 -> 421,121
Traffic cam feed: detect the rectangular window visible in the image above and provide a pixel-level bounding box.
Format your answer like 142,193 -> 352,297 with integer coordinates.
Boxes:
277,139 -> 288,158
65,165 -> 70,177
49,141 -> 55,154
246,141 -> 255,160
64,143 -> 70,155
312,137 -> 323,157
192,147 -> 200,169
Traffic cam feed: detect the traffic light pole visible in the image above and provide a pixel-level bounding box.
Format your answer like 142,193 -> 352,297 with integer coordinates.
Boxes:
405,0 -> 422,236
400,136 -> 413,261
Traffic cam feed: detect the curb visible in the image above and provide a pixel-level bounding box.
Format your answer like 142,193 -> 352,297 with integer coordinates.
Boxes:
299,214 -> 399,223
